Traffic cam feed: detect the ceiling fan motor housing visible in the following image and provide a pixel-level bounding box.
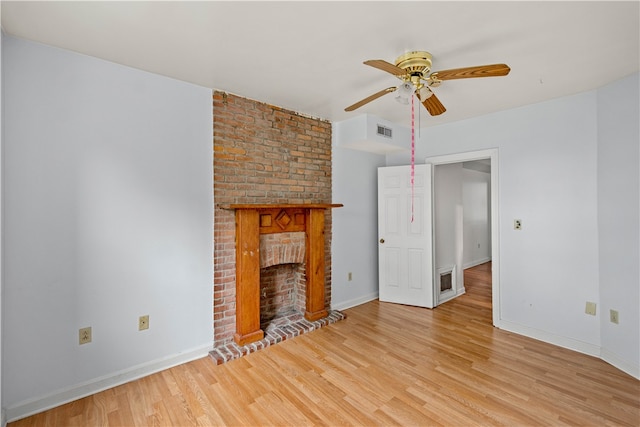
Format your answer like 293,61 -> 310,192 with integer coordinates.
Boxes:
395,51 -> 433,76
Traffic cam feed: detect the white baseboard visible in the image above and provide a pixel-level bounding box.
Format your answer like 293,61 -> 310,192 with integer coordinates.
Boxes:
5,343 -> 212,423
601,348 -> 640,380
2,408 -> 6,427
498,319 -> 601,357
463,257 -> 492,270
500,320 -> 640,379
332,292 -> 378,311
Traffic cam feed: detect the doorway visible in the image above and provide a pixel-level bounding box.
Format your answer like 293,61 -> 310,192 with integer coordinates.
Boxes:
426,149 -> 500,327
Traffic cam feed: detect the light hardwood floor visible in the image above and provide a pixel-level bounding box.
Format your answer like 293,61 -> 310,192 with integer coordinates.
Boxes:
10,263 -> 640,426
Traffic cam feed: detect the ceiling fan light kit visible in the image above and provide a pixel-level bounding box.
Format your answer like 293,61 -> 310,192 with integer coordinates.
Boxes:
394,81 -> 415,105
345,50 -> 510,116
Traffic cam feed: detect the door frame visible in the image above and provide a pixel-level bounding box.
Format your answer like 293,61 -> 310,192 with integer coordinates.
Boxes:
425,149 -> 501,327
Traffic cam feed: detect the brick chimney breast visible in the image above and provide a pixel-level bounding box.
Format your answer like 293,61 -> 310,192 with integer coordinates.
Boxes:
212,91 -> 333,347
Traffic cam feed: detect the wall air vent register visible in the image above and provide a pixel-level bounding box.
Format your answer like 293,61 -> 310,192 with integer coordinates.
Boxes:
377,124 -> 392,138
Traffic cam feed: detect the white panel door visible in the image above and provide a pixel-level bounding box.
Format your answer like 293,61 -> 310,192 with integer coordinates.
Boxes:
378,164 -> 434,308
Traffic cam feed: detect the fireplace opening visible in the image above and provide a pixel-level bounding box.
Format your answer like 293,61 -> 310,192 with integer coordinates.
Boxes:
259,231 -> 306,329
260,263 -> 305,329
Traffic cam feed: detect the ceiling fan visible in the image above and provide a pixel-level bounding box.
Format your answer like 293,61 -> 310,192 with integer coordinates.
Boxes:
344,51 -> 510,116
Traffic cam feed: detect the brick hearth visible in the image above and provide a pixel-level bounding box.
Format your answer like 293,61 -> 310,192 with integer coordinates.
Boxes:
209,310 -> 346,365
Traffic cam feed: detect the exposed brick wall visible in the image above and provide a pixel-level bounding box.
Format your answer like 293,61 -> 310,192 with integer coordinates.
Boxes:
213,91 -> 333,346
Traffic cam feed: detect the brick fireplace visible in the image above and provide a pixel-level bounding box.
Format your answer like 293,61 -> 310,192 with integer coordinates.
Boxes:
226,203 -> 341,346
212,92 -> 339,351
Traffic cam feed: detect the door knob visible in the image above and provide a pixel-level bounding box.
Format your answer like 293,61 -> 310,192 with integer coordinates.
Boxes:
379,238 -> 385,244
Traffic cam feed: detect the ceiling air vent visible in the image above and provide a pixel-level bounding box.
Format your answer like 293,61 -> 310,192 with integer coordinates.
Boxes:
377,124 -> 392,139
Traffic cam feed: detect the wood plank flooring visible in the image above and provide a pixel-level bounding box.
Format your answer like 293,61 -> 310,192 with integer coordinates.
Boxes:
10,263 -> 640,426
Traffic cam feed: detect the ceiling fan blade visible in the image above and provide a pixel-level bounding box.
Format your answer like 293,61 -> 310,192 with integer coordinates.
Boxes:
416,88 -> 446,116
364,59 -> 407,77
431,63 -> 511,81
344,87 -> 396,112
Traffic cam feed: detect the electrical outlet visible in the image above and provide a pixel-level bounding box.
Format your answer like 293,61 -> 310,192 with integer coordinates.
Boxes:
139,315 -> 150,331
585,302 -> 597,316
610,309 -> 619,324
348,272 -> 353,281
79,327 -> 92,345
514,219 -> 522,230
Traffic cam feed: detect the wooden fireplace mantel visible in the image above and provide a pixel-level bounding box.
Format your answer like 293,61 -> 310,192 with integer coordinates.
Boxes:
227,203 -> 342,346
220,203 -> 343,210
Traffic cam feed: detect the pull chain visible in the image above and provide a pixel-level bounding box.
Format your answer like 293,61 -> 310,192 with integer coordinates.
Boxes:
411,94 -> 415,223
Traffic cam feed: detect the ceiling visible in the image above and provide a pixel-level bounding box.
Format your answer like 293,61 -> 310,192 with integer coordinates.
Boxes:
2,1 -> 639,128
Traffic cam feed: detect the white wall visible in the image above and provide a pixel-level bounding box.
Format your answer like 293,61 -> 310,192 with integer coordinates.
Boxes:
331,138 -> 386,310
597,73 -> 640,377
462,166 -> 491,268
2,36 -> 213,419
386,91 -> 604,355
336,76 -> 639,377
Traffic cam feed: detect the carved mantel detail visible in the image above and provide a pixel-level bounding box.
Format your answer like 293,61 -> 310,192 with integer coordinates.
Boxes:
223,204 -> 343,346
